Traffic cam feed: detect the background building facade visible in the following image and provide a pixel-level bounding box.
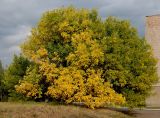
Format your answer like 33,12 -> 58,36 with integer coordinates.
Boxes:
145,15 -> 160,107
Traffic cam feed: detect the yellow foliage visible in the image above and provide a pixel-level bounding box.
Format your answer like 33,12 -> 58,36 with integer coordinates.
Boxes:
58,21 -> 69,31
39,61 -> 59,82
46,67 -> 125,109
15,82 -> 41,99
37,48 -> 48,57
15,65 -> 42,99
67,31 -> 104,68
26,31 -> 125,108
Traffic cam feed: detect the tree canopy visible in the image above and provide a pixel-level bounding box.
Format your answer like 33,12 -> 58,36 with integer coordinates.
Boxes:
4,7 -> 158,108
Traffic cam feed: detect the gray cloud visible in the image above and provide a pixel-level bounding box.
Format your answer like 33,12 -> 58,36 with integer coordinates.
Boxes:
0,0 -> 160,66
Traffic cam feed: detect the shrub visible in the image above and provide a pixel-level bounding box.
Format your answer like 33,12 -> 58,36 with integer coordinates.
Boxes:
3,55 -> 31,101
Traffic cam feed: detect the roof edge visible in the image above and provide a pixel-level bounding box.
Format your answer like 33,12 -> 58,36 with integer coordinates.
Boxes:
146,14 -> 160,17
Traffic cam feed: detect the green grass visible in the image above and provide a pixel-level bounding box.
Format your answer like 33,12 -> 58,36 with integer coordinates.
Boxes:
0,102 -> 133,118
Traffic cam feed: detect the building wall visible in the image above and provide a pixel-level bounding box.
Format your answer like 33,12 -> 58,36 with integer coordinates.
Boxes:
145,15 -> 160,107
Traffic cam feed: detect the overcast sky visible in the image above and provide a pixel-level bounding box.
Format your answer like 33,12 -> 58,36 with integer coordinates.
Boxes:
0,0 -> 160,66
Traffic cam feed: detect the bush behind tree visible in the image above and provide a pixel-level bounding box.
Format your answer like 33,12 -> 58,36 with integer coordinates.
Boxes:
0,60 -> 5,101
3,55 -> 32,101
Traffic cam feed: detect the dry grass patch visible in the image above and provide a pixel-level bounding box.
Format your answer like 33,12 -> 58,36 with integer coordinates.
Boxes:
0,102 -> 132,118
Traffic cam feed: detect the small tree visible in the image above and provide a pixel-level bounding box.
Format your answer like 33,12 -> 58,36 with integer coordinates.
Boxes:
3,55 -> 31,100
0,60 -> 5,101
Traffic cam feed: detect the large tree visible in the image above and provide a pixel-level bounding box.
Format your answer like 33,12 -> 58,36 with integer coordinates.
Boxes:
16,7 -> 158,108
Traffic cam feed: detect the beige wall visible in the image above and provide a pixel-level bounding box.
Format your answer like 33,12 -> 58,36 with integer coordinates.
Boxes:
145,15 -> 160,107
145,15 -> 160,78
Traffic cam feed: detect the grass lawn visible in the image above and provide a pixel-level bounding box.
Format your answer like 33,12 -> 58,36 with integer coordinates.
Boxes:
0,102 -> 133,118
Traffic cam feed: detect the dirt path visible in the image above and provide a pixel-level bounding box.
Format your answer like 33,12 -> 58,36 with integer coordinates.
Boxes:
134,109 -> 160,118
109,107 -> 160,118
